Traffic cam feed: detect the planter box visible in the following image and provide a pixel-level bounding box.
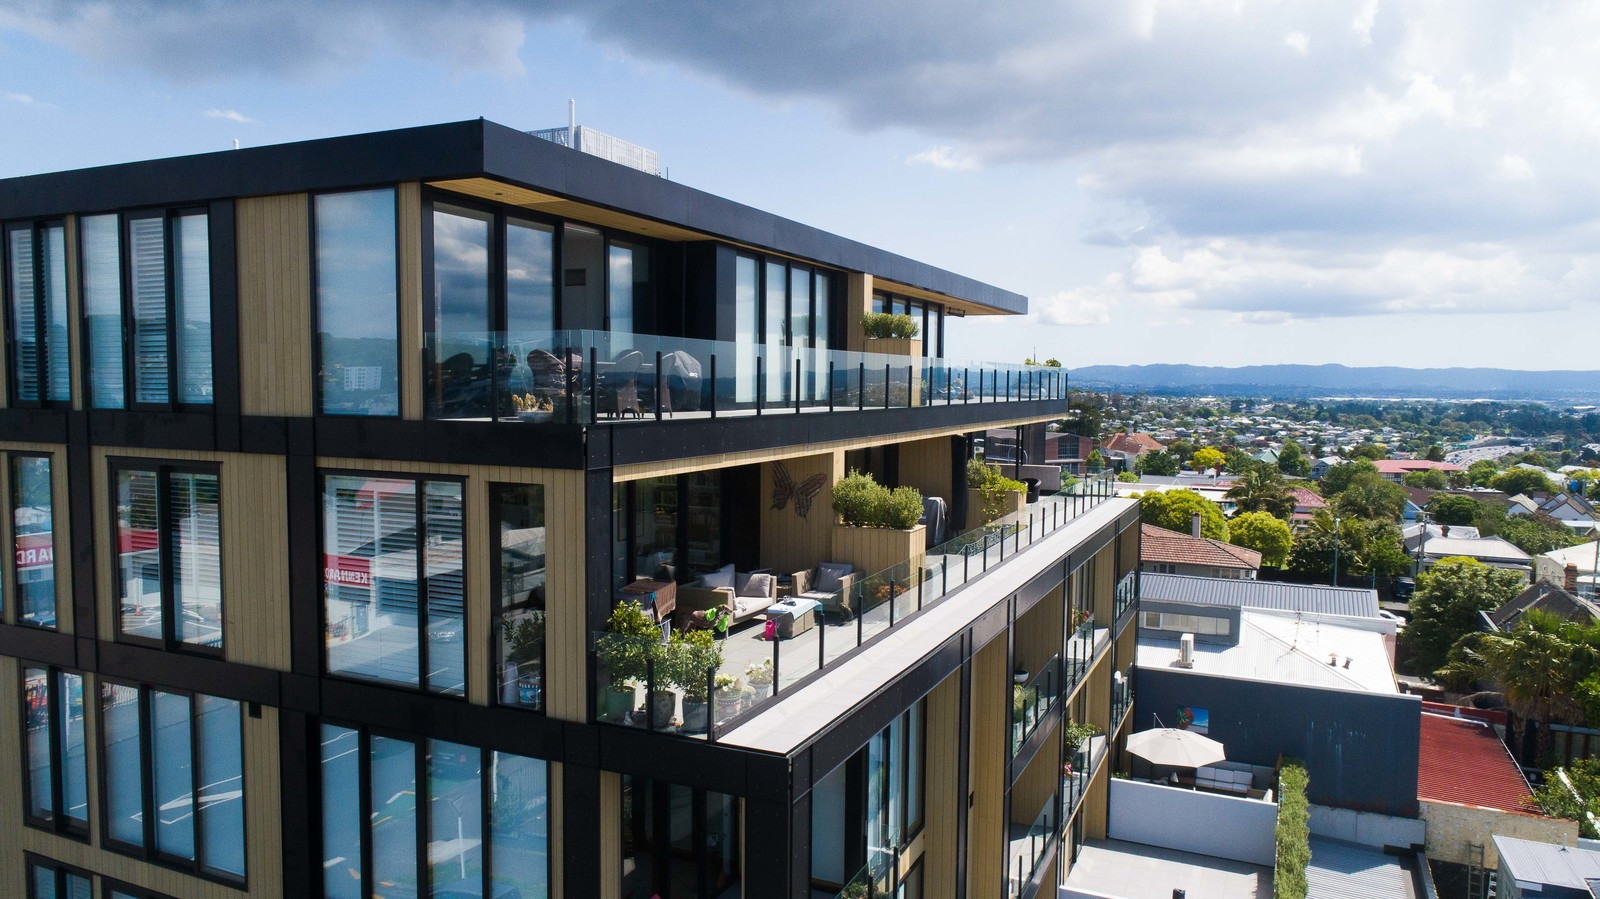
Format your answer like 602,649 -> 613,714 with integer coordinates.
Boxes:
864,337 -> 923,405
832,523 -> 926,580
967,486 -> 1026,528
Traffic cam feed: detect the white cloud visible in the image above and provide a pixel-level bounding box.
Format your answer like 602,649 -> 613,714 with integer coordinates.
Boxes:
204,108 -> 255,124
1034,288 -> 1112,326
1499,153 -> 1534,181
1284,31 -> 1309,55
5,91 -> 35,104
906,145 -> 979,172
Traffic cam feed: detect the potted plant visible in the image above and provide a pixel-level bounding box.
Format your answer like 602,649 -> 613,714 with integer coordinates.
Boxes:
671,628 -> 722,732
1063,720 -> 1102,757
830,469 -> 927,575
595,600 -> 660,721
713,673 -> 746,720
501,609 -> 545,706
967,458 -> 1027,526
745,660 -> 774,700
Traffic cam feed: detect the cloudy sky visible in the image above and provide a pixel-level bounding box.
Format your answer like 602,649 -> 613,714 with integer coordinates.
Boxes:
2,0 -> 1596,371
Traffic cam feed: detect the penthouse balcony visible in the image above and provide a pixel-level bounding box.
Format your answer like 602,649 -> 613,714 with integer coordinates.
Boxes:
421,328 -> 1065,426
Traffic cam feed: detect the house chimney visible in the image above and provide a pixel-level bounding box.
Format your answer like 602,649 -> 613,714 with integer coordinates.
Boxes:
1568,563 -> 1580,593
1440,524 -> 1450,538
1191,513 -> 1202,538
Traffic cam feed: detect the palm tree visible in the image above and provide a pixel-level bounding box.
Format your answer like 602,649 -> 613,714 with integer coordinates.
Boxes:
1225,465 -> 1295,519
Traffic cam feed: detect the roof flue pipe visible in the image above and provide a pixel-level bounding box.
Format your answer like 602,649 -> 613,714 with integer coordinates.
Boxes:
1191,513 -> 1202,538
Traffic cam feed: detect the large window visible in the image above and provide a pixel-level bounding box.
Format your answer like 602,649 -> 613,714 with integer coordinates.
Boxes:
315,189 -> 400,416
99,682 -> 245,881
613,471 -> 724,588
810,700 -> 925,895
320,725 -> 549,898
322,474 -> 465,693
5,220 -> 70,405
72,210 -> 212,408
21,665 -> 87,837
25,856 -> 92,899
621,776 -> 740,899
112,463 -> 222,652
735,254 -> 837,405
8,454 -> 58,628
494,483 -> 546,711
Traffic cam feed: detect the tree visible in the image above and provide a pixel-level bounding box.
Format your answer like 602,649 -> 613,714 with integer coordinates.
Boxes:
1349,444 -> 1388,462
1139,489 -> 1229,541
1332,472 -> 1407,521
1288,512 -> 1409,580
1320,460 -> 1379,496
1229,512 -> 1293,568
1402,470 -> 1450,490
1223,448 -> 1255,475
1226,466 -> 1296,519
1467,459 -> 1500,487
1425,445 -> 1446,462
1426,494 -> 1486,527
1277,440 -> 1308,477
1135,450 -> 1179,477
1191,447 -> 1226,475
1166,440 -> 1198,466
1407,557 -> 1526,674
1117,471 -> 1140,483
1499,514 -> 1587,556
1492,467 -> 1557,498
1087,449 -> 1105,471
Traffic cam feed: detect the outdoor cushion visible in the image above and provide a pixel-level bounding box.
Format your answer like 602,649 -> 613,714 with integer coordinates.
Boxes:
739,572 -> 773,599
702,564 -> 736,591
814,563 -> 852,595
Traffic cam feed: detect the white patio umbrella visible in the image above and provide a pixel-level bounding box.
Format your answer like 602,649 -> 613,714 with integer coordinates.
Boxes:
1124,727 -> 1226,768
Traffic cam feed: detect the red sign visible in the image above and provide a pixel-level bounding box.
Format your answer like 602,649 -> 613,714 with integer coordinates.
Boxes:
117,528 -> 159,554
324,553 -> 372,588
15,533 -> 52,570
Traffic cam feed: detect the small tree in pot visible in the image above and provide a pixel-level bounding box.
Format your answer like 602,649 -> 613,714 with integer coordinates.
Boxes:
671,628 -> 723,732
594,600 -> 660,721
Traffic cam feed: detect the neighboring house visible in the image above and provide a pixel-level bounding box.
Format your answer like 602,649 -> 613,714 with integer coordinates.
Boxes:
1420,715 -> 1575,879
1099,431 -> 1165,467
1372,459 -> 1464,483
1420,535 -> 1532,573
1250,447 -> 1279,467
1536,543 -> 1600,601
1046,432 -> 1096,474
1492,834 -> 1600,899
1139,523 -> 1261,579
1288,487 -> 1328,525
1401,485 -> 1438,521
1506,493 -> 1542,516
1310,455 -> 1345,480
1489,577 -> 1600,632
1508,492 -> 1600,535
1403,522 -> 1480,553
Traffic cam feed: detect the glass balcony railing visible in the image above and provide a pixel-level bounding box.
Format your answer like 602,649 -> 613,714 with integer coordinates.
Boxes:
422,329 -> 1066,424
1063,734 -> 1109,823
1114,570 -> 1138,622
833,856 -> 893,899
1012,655 -> 1063,756
1008,794 -> 1058,898
1111,671 -> 1134,733
592,471 -> 1120,741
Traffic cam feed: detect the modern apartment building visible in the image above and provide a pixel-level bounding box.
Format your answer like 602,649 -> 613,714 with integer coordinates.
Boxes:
0,120 -> 1140,899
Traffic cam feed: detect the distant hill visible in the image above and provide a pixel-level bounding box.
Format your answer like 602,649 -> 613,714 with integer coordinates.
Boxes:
1068,364 -> 1600,403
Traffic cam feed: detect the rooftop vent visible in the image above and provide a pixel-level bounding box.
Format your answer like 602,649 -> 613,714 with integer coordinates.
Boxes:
1178,633 -> 1195,668
529,99 -> 663,177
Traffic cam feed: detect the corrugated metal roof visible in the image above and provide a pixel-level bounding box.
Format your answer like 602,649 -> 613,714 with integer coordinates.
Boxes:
1140,572 -> 1381,618
1422,535 -> 1530,563
1305,839 -> 1415,898
1418,713 -> 1539,814
1495,834 -> 1600,888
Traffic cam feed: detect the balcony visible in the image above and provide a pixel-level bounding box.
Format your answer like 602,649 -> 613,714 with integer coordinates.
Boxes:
1008,794 -> 1058,899
1063,734 -> 1110,824
593,476 -> 1128,743
423,329 -> 1065,426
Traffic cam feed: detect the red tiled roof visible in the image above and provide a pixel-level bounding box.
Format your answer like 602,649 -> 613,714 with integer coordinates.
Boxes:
1290,488 -> 1328,510
1374,459 -> 1463,474
1139,523 -> 1262,570
1418,713 -> 1541,815
1105,432 -> 1166,455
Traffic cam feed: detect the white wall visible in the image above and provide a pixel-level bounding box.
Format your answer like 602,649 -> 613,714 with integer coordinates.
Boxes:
1309,803 -> 1427,850
1108,778 -> 1278,867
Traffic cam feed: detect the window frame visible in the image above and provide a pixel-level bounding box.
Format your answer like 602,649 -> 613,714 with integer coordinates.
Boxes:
491,481 -> 548,713
99,875 -> 176,899
6,451 -> 61,630
309,186 -> 405,418
94,677 -> 248,886
107,458 -> 225,655
3,218 -> 72,408
18,661 -> 89,840
318,469 -> 469,695
24,852 -> 95,899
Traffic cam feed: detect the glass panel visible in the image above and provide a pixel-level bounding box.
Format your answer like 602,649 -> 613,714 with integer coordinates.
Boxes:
734,256 -> 758,403
430,204 -> 494,419
82,214 -> 125,407
620,775 -> 654,899
495,484 -> 546,711
667,783 -> 694,898
173,212 -> 211,404
128,216 -> 169,405
927,305 -> 942,358
507,219 -> 555,334
608,242 -> 635,335
370,736 -> 418,896
424,480 -> 466,695
704,788 -> 741,896
320,724 -> 363,899
764,260 -> 786,402
791,267 -> 812,401
23,667 -> 51,821
324,475 -> 419,687
872,292 -> 888,316
560,224 -> 604,331
316,189 -> 399,416
196,694 -> 245,877
152,690 -> 196,860
11,455 -> 56,627
428,740 -> 483,892
682,472 -> 721,578
116,469 -> 163,642
63,873 -> 91,899
171,472 -> 223,649
632,477 -> 678,582
866,730 -> 887,874
887,712 -> 904,846
490,751 -> 549,898
59,671 -> 87,830
30,864 -> 55,899
102,682 -> 144,845
814,275 -> 830,401
7,227 -> 38,401
907,701 -> 924,835
42,224 -> 69,402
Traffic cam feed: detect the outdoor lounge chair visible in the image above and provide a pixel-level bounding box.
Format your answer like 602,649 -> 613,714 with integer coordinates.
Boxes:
791,562 -> 859,621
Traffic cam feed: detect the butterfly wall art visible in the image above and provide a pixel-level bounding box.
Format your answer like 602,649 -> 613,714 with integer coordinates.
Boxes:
771,460 -> 827,519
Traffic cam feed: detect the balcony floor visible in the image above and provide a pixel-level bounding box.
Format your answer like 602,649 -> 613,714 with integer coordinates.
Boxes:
1061,839 -> 1272,899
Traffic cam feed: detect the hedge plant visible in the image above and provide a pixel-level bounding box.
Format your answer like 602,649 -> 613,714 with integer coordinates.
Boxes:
830,468 -> 925,529
1274,759 -> 1310,899
862,312 -> 919,340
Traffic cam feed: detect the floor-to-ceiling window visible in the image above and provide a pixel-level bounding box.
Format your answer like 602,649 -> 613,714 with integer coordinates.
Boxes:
620,776 -> 740,899
493,483 -> 547,711
810,699 -> 926,895
613,471 -> 726,587
4,220 -> 69,406
112,462 -> 223,652
314,189 -> 400,416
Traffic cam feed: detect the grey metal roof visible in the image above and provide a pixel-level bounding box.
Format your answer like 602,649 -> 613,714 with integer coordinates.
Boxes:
1495,834 -> 1600,889
1140,572 -> 1381,618
1306,840 -> 1416,899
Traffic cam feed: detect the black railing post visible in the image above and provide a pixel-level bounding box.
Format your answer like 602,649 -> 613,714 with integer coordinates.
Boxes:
645,657 -> 656,733
795,358 -> 802,413
655,350 -> 664,421
709,354 -> 718,418
705,667 -> 716,742
828,360 -> 836,412
889,578 -> 897,626
819,604 -> 827,668
858,362 -> 866,410
771,635 -> 781,696
756,356 -> 765,415
588,347 -> 598,424
883,363 -> 891,409
907,364 -> 914,408
963,367 -> 970,403
857,589 -> 865,644
917,567 -> 924,611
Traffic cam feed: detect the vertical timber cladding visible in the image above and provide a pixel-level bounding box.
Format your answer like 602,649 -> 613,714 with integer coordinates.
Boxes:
90,447 -> 291,671
966,635 -> 1007,896
314,457 -> 588,718
1013,582 -> 1064,680
397,181 -> 424,421
0,441 -> 73,632
922,672 -> 963,896
897,435 -> 954,509
758,451 -> 837,578
844,272 -> 873,352
235,193 -> 313,417
1092,541 -> 1116,624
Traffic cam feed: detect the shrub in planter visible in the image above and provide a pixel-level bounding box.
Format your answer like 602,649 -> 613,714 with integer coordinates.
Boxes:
670,629 -> 722,731
745,660 -> 774,698
595,600 -> 660,719
1275,760 -> 1311,899
713,674 -> 748,719
831,469 -> 925,529
880,485 -> 925,530
862,312 -> 919,340
968,460 -> 1027,522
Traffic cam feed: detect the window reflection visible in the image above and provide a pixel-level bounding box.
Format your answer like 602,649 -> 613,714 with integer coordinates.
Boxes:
10,455 -> 57,628
316,189 -> 400,415
495,484 -> 547,711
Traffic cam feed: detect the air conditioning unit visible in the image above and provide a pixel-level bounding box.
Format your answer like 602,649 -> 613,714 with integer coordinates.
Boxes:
1178,633 -> 1195,668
